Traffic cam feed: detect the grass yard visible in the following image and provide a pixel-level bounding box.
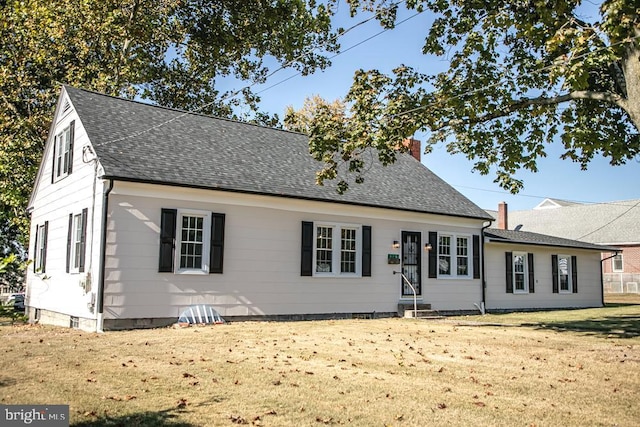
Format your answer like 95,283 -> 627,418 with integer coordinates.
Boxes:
1,305 -> 639,427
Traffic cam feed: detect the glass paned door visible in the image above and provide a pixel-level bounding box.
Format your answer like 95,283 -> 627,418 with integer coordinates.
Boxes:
401,231 -> 421,297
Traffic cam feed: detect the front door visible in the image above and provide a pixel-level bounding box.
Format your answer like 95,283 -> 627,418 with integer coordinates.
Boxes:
401,231 -> 421,297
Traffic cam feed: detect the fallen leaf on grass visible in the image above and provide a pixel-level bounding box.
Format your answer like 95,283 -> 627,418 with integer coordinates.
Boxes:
316,416 -> 334,424
86,378 -> 97,383
437,403 -> 447,409
182,372 -> 195,378
473,402 -> 486,407
176,398 -> 188,408
230,414 -> 248,424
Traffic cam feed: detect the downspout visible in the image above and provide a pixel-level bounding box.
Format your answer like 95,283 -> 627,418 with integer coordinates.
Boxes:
96,179 -> 114,333
600,251 -> 620,307
479,220 -> 493,314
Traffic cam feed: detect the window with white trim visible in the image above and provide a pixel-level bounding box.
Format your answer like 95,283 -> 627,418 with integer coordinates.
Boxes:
314,223 -> 361,276
512,252 -> 529,293
54,124 -> 73,180
70,213 -> 83,273
176,210 -> 211,274
557,254 -> 572,293
612,254 -> 623,272
437,234 -> 471,278
35,223 -> 48,273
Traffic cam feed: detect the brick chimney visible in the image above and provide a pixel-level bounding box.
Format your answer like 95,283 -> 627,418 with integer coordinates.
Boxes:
403,138 -> 421,162
497,202 -> 508,230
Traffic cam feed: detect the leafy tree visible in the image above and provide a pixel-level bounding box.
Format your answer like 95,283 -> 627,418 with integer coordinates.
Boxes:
0,0 -> 338,258
288,0 -> 640,193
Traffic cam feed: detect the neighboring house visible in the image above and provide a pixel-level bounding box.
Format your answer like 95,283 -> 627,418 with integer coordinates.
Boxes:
25,87 -> 612,331
498,199 -> 640,293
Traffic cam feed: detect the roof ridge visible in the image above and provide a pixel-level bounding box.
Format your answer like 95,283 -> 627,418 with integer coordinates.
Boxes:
62,84 -> 308,138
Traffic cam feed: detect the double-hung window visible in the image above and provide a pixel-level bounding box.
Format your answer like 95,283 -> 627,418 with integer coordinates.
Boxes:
158,209 -> 226,274
557,254 -> 572,293
34,222 -> 49,273
437,234 -> 471,278
552,254 -> 577,294
612,254 -> 623,272
314,223 -> 361,276
66,208 -> 87,273
301,222 -> 372,277
512,252 -> 528,293
53,121 -> 74,181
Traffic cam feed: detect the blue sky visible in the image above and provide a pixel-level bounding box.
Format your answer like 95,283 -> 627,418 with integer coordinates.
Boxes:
245,3 -> 639,211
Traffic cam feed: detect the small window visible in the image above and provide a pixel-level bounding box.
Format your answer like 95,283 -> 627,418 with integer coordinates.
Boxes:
612,254 -> 623,272
53,122 -> 74,181
314,223 -> 362,276
34,222 -> 48,273
70,316 -> 79,329
557,255 -> 572,293
513,252 -> 528,294
66,209 -> 87,274
438,235 -> 451,275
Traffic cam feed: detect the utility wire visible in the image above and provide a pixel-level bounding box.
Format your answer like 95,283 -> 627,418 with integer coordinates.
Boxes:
94,2 -> 407,147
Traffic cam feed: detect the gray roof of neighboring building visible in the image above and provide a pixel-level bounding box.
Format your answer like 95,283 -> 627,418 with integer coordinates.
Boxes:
504,200 -> 640,245
485,228 -> 618,251
64,86 -> 492,220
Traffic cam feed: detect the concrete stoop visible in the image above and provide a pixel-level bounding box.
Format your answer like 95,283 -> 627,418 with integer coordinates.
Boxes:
403,309 -> 443,319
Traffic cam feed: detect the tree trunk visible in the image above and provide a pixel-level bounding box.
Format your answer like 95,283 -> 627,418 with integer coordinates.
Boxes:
622,30 -> 640,131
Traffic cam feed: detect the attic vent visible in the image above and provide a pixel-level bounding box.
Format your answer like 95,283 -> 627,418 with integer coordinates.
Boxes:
62,100 -> 71,113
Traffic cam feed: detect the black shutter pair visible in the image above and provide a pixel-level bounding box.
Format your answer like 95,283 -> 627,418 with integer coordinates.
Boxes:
33,221 -> 49,273
300,222 -> 372,277
158,209 -> 225,273
505,252 -> 535,293
552,255 -> 578,293
50,121 -> 74,183
66,208 -> 87,273
428,232 -> 480,279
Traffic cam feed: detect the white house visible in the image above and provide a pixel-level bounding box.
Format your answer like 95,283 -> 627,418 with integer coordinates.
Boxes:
25,86 -> 611,331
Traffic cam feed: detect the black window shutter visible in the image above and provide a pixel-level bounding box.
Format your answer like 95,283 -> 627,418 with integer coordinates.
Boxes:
67,120 -> 75,174
78,208 -> 88,272
66,214 -> 73,273
210,213 -> 225,274
51,135 -> 57,183
528,252 -> 535,293
472,235 -> 480,279
33,225 -> 39,273
428,231 -> 438,278
301,221 -> 313,276
42,221 -> 48,273
505,251 -> 513,293
362,225 -> 372,277
571,255 -> 578,293
552,254 -> 559,293
158,209 -> 177,272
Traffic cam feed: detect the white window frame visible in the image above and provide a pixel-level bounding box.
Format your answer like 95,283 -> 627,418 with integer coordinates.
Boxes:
35,224 -> 47,273
313,223 -> 362,277
54,125 -> 72,181
557,254 -> 572,294
512,252 -> 529,294
437,233 -> 472,279
69,213 -> 83,273
612,254 -> 623,272
175,209 -> 211,275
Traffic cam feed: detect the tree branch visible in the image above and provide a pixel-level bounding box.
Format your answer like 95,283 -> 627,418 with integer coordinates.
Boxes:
434,90 -> 626,130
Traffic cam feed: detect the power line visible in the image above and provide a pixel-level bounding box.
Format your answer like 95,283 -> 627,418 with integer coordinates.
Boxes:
94,2 -> 407,148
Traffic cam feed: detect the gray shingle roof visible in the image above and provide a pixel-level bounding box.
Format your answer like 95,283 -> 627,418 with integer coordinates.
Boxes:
505,201 -> 640,245
64,86 -> 492,220
485,229 -> 617,251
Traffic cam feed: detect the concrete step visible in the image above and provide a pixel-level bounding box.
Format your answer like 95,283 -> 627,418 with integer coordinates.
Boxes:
397,303 -> 431,317
404,309 -> 443,319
